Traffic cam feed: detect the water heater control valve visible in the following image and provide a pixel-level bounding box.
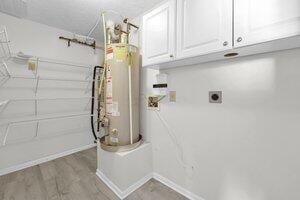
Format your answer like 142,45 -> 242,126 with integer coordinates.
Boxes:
101,117 -> 110,127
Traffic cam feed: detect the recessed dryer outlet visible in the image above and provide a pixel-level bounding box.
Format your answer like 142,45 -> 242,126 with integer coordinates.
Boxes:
209,91 -> 222,103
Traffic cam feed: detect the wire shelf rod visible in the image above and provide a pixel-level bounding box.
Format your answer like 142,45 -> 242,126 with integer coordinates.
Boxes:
2,113 -> 96,146
2,96 -> 95,101
10,53 -> 95,69
0,96 -> 95,119
0,27 -> 12,59
0,75 -> 93,83
0,112 -> 96,126
0,100 -> 9,116
2,62 -> 10,76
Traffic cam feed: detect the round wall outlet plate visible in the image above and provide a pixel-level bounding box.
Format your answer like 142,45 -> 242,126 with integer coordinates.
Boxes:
209,91 -> 222,103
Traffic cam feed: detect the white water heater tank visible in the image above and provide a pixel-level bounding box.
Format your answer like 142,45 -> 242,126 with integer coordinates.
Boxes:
100,43 -> 141,152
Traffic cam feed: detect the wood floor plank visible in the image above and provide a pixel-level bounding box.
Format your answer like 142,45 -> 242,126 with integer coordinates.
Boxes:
73,151 -> 97,172
93,176 -> 120,200
22,166 -> 48,200
44,178 -> 61,200
2,170 -> 30,200
64,154 -> 89,172
39,160 -> 58,181
0,147 -> 187,200
126,179 -> 187,200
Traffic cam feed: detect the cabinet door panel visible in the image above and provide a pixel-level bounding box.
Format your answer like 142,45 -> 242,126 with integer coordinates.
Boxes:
142,0 -> 175,66
235,0 -> 300,47
177,0 -> 232,59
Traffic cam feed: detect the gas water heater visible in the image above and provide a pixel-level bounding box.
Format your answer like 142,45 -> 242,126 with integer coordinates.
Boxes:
91,13 -> 141,152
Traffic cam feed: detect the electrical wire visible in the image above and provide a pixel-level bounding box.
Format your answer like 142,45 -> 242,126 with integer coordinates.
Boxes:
86,10 -> 125,39
87,17 -> 101,39
141,94 -> 194,171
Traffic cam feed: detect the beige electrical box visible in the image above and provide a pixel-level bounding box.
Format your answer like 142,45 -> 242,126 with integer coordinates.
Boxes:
28,61 -> 36,71
169,91 -> 176,102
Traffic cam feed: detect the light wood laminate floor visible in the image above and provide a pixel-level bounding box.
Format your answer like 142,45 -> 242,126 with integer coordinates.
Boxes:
0,147 -> 188,200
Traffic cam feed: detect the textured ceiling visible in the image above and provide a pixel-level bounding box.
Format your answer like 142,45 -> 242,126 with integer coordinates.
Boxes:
0,0 -> 163,41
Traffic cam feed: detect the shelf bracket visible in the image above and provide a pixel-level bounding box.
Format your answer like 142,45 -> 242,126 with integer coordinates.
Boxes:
2,124 -> 10,146
0,100 -> 10,116
1,62 -> 10,77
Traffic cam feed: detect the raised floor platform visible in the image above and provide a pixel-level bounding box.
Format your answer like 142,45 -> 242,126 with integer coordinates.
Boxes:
96,142 -> 153,199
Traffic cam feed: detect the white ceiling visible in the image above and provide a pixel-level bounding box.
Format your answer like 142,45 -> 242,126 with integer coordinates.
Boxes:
0,0 -> 163,41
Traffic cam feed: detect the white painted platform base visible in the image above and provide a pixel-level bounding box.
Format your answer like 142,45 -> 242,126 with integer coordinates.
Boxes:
96,169 -> 153,199
96,142 -> 153,199
96,142 -> 204,200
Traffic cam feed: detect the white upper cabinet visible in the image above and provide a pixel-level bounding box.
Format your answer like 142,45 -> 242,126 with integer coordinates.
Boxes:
142,0 -> 300,68
176,0 -> 233,59
142,0 -> 175,66
234,0 -> 300,47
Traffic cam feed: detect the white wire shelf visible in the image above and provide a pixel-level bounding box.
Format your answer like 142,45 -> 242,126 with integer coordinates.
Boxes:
0,74 -> 93,83
1,126 -> 93,148
0,111 -> 94,126
0,55 -> 95,90
1,96 -> 94,101
0,96 -> 95,122
0,61 -> 10,76
11,53 -> 94,69
0,26 -> 12,60
0,26 -> 100,147
0,112 -> 96,147
0,73 -> 94,94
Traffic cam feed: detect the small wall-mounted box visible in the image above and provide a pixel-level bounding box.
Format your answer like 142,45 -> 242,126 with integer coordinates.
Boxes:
153,73 -> 168,96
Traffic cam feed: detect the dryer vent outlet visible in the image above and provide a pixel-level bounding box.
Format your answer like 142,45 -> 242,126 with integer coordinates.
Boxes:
209,91 -> 222,103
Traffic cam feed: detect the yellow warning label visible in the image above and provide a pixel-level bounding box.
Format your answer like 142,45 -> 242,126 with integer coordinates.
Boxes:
106,47 -> 114,60
115,46 -> 127,62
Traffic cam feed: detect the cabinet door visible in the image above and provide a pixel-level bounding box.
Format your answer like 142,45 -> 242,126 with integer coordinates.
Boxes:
176,0 -> 232,59
234,0 -> 300,47
142,0 -> 175,66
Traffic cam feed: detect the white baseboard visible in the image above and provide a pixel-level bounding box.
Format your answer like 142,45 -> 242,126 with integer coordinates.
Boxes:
96,169 -> 204,200
96,169 -> 153,199
153,173 -> 205,200
0,143 -> 96,176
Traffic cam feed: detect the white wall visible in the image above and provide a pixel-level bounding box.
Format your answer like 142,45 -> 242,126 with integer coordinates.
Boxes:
0,12 -> 102,172
131,16 -> 300,200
